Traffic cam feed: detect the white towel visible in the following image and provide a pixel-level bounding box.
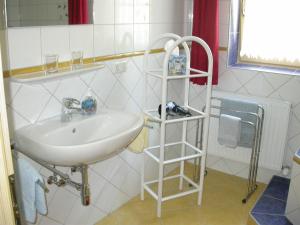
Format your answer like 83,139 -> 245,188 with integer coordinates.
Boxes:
218,114 -> 242,148
15,158 -> 47,223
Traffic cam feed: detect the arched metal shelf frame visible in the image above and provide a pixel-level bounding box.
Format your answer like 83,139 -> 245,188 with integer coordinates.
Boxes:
142,33 -> 213,217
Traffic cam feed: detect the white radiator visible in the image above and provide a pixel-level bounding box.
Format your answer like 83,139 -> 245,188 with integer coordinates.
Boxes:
207,91 -> 291,171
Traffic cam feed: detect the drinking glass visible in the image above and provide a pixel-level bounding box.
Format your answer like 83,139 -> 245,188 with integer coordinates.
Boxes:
71,51 -> 83,69
45,54 -> 59,74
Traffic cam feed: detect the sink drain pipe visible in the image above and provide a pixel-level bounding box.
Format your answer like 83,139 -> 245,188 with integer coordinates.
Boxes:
12,146 -> 91,206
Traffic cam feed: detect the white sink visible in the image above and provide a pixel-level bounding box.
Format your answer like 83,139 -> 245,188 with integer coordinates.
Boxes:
14,110 -> 144,166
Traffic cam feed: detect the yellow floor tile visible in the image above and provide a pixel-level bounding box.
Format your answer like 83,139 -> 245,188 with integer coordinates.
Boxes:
95,164 -> 266,225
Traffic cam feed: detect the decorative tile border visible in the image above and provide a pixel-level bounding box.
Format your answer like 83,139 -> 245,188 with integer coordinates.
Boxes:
3,48 -> 165,78
3,47 -> 228,78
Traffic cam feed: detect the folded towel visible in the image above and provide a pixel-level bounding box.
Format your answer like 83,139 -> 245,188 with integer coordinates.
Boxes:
128,116 -> 149,153
218,114 -> 242,148
15,158 -> 47,223
220,98 -> 259,148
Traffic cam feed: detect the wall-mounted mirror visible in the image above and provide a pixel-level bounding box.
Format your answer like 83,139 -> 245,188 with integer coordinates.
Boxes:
6,0 -> 94,27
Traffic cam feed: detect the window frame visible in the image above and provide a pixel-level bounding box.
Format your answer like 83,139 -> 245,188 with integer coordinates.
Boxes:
227,0 -> 300,76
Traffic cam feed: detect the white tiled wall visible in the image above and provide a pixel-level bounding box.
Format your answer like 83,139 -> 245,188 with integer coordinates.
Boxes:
3,1 -> 192,225
6,53 -> 185,225
7,27 -> 42,69
3,0 -> 300,224
5,0 -> 193,70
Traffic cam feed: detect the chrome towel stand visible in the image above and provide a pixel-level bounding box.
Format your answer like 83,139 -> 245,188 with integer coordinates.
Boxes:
192,97 -> 264,203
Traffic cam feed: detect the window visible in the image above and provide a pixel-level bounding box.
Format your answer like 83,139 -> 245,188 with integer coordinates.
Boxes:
228,0 -> 300,75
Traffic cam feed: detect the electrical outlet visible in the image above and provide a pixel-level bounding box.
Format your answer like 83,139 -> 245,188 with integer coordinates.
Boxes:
115,61 -> 127,73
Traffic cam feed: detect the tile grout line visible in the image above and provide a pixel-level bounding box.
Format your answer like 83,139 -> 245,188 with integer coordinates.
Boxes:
8,102 -> 32,125
89,166 -> 132,202
6,82 -> 23,105
34,85 -> 54,123
265,74 -> 292,98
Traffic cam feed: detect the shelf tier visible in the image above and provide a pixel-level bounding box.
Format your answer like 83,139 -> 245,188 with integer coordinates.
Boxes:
145,68 -> 209,80
10,63 -> 105,84
144,106 -> 207,124
144,141 -> 205,165
143,174 -> 199,202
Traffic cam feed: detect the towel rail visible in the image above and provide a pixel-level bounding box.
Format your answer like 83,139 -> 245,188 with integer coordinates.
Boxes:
193,97 -> 264,204
36,180 -> 49,193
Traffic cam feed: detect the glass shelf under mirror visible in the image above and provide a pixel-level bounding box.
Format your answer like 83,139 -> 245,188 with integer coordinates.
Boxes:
10,63 -> 105,84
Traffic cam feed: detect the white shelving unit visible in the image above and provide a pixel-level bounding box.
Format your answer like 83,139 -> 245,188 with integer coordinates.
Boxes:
141,33 -> 213,217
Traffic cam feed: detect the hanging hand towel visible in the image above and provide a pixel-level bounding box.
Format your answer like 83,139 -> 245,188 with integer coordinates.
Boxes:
15,158 -> 47,223
220,98 -> 258,148
218,114 -> 242,148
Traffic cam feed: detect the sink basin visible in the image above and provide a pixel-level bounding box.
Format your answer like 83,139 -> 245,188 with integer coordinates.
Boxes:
14,110 -> 144,166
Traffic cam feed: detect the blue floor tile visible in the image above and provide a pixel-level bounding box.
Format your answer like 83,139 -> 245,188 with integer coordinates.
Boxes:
252,196 -> 286,215
252,213 -> 293,225
250,176 -> 292,225
272,176 -> 290,185
264,177 -> 290,201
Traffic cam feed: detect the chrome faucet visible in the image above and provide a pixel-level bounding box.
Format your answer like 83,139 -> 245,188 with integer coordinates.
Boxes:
61,97 -> 97,122
61,98 -> 82,122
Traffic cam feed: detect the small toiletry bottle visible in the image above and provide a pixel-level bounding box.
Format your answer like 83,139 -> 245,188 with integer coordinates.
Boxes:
165,40 -> 180,75
81,88 -> 97,114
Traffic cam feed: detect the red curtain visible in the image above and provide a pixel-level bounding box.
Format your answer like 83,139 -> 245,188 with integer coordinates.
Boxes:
68,0 -> 89,24
191,0 -> 219,85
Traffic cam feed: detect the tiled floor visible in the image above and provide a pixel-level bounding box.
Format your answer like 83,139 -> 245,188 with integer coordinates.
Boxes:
250,176 -> 292,225
96,165 -> 266,225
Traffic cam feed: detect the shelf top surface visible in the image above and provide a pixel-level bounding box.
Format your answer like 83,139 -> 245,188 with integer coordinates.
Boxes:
144,107 -> 206,123
10,63 -> 105,84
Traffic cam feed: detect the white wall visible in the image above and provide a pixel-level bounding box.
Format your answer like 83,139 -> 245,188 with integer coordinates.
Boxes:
3,0 -> 300,224
3,1 -> 191,225
5,51 -> 187,225
6,53 -> 184,225
4,0 -> 193,70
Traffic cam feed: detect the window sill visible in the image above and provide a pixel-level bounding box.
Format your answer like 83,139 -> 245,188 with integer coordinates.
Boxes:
228,61 -> 300,76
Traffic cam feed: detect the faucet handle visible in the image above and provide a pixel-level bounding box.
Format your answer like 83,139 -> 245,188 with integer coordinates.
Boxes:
62,98 -> 80,107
